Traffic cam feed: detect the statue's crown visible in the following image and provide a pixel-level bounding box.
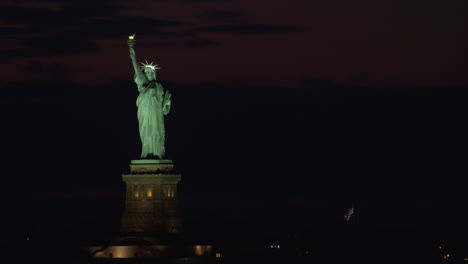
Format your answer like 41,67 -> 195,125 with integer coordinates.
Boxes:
140,60 -> 160,71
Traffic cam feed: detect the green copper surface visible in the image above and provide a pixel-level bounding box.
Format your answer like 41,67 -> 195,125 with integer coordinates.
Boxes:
131,159 -> 173,164
128,37 -> 171,159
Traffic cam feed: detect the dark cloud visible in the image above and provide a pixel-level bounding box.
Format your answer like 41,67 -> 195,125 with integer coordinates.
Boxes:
140,39 -> 220,49
0,2 -> 204,59
0,3 -> 182,38
80,17 -> 183,38
183,39 -> 219,48
197,10 -> 247,20
195,23 -> 305,34
0,26 -> 36,35
0,34 -> 97,58
0,3 -> 182,34
25,34 -> 97,53
0,5 -> 65,24
61,2 -> 124,18
0,16 -> 210,58
1,7 -> 185,56
0,3 -> 122,25
23,61 -> 70,75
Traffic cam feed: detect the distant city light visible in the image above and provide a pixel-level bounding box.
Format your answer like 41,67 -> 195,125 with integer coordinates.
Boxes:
215,252 -> 221,258
193,245 -> 213,256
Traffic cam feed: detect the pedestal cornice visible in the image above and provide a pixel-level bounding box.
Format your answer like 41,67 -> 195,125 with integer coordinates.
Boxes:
122,173 -> 181,184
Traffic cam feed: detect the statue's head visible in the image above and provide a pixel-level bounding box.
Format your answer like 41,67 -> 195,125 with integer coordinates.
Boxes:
140,60 -> 160,81
144,67 -> 156,80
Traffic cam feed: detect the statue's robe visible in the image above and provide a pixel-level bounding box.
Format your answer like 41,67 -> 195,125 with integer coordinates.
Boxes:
134,71 -> 171,158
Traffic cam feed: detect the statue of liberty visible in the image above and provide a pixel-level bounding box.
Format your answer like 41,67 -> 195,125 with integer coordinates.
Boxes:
128,35 -> 171,159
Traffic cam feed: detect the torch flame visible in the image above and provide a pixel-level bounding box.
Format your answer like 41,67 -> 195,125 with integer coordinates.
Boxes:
129,33 -> 136,40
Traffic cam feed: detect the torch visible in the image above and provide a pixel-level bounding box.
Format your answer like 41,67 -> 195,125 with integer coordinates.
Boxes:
127,33 -> 136,47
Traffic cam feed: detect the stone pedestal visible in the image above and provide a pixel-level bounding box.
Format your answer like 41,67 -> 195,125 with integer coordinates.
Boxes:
120,159 -> 182,234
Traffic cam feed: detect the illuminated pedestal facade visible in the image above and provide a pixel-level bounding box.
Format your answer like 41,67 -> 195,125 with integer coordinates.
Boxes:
120,160 -> 182,234
83,160 -> 217,258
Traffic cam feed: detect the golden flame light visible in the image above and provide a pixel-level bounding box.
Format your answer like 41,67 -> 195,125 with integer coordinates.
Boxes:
134,185 -> 139,198
147,185 -> 153,198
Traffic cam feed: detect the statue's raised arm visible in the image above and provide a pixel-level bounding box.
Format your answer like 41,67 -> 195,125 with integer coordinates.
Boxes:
128,34 -> 140,75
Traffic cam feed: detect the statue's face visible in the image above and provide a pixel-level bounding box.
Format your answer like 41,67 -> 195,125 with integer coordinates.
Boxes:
144,68 -> 156,80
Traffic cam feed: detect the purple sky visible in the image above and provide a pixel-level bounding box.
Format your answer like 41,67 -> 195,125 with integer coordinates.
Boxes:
1,0 -> 467,88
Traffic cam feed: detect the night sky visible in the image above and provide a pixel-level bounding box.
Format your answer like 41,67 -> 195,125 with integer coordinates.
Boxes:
1,0 -> 468,250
